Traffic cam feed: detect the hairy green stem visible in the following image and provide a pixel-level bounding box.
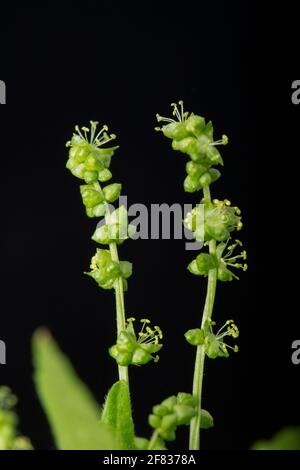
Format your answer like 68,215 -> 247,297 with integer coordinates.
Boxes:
189,185 -> 217,450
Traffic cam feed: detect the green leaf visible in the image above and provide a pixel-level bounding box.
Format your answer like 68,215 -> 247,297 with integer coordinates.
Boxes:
251,427 -> 300,450
100,380 -> 134,450
32,328 -> 117,450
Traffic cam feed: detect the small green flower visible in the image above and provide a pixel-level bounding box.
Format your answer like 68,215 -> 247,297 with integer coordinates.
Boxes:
148,391 -> 213,444
109,318 -> 163,367
91,207 -> 136,245
187,239 -> 247,281
204,319 -> 239,359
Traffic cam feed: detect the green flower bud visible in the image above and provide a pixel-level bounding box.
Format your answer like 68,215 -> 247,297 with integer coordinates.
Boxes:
185,328 -> 205,346
195,253 -> 218,274
173,137 -> 206,161
159,429 -> 176,442
177,392 -> 197,408
83,170 -> 98,184
107,206 -> 128,226
183,175 -> 201,193
217,265 -> 234,281
92,225 -> 111,245
161,122 -> 190,140
85,249 -> 125,289
186,161 -> 208,179
185,115 -> 206,137
161,396 -> 177,413
116,331 -> 136,353
153,404 -> 169,417
103,183 -> 122,203
140,343 -> 162,355
200,409 -> 214,429
205,145 -> 223,165
134,437 -> 150,450
72,163 -> 85,179
98,168 -> 112,182
160,414 -> 177,432
85,153 -> 103,172
92,203 -> 106,217
116,351 -> 133,366
184,200 -> 241,242
206,336 -> 228,359
149,414 -> 161,429
199,168 -> 221,187
119,261 -> 133,279
173,404 -> 196,425
131,347 -> 152,365
109,318 -> 163,367
80,185 -> 104,208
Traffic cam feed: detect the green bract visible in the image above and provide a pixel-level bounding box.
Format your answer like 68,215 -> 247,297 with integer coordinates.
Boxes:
109,319 -> 163,366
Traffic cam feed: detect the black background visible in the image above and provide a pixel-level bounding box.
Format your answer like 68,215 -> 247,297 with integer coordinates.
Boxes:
0,3 -> 294,451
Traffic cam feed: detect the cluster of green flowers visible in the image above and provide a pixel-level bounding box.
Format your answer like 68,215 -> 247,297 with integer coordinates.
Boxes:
66,121 -> 123,218
184,198 -> 242,242
66,121 -> 117,185
185,319 -> 239,359
156,101 -> 227,193
148,393 -> 213,442
188,239 -> 248,281
66,121 -> 133,291
109,318 -> 163,366
85,248 -> 132,290
0,387 -> 33,450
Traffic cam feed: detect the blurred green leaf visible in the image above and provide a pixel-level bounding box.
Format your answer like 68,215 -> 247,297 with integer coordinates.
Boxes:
252,426 -> 300,450
101,380 -> 134,450
32,328 -> 117,450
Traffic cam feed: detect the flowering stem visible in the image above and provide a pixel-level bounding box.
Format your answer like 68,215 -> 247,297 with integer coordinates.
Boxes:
189,185 -> 217,450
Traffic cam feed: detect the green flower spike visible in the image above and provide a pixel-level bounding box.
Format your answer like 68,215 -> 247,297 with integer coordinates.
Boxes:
109,318 -> 163,367
148,392 -> 213,447
85,248 -> 132,290
204,319 -> 239,359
